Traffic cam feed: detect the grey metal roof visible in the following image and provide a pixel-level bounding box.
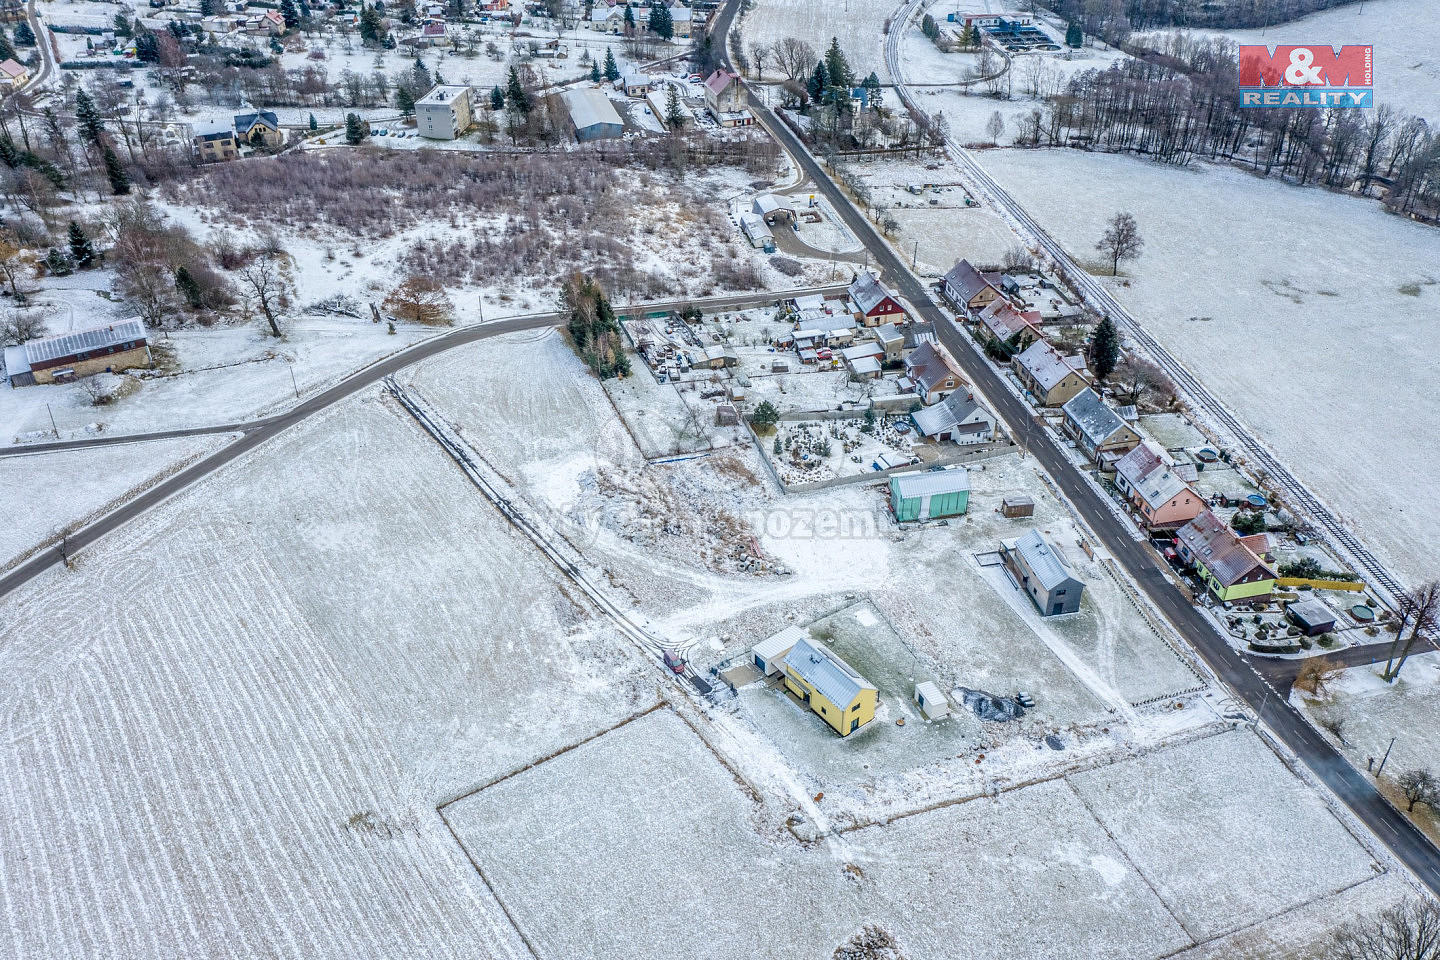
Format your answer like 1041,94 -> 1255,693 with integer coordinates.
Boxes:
24,320 -> 147,366
1134,465 -> 1191,509
562,88 -> 623,130
783,637 -> 874,708
891,468 -> 969,500
1063,388 -> 1127,446
753,625 -> 806,662
3,343 -> 29,377
943,259 -> 996,303
913,389 -> 990,438
1287,599 -> 1335,628
1011,529 -> 1077,591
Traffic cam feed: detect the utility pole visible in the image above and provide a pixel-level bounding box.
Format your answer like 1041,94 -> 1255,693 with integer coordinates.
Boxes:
46,402 -> 57,437
1376,736 -> 1397,778
289,363 -> 299,400
912,240 -> 919,270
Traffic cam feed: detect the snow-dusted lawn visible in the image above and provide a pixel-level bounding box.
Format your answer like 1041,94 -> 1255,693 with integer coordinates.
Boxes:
740,0 -> 891,79
1298,652 -> 1440,783
1069,728 -> 1380,942
0,435 -> 226,570
981,147 -> 1440,585
1192,0 -> 1438,124
0,394 -> 651,958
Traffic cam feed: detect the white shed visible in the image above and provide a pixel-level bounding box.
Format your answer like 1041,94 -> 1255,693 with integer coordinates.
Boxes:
914,681 -> 951,720
752,625 -> 806,676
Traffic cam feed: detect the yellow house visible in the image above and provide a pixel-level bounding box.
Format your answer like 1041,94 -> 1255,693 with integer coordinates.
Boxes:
780,638 -> 877,737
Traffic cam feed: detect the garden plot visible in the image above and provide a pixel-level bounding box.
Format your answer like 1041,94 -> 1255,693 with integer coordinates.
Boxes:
981,148 -> 1440,585
761,413 -> 923,485
0,395 -> 652,959
0,434 -> 227,571
1068,728 -> 1380,943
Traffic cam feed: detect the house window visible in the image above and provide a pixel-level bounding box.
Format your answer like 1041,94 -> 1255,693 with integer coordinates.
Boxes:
1056,589 -> 1066,597
851,703 -> 860,712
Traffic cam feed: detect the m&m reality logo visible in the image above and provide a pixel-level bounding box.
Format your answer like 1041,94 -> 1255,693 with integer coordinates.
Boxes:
1237,45 -> 1373,108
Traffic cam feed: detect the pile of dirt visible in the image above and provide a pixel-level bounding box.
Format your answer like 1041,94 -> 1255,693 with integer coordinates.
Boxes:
955,687 -> 1026,723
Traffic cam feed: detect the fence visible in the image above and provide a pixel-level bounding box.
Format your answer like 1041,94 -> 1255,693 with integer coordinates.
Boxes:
1276,577 -> 1367,593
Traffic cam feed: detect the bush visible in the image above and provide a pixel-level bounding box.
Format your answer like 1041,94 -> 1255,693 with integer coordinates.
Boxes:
1231,510 -> 1265,535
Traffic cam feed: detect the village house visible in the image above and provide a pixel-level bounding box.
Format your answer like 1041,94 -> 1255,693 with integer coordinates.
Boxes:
912,389 -> 995,444
1002,529 -> 1085,616
1114,441 -> 1204,532
1011,339 -> 1090,407
1175,509 -> 1277,603
234,111 -> 283,149
619,72 -> 651,97
0,57 -> 29,88
941,259 -> 1002,319
4,320 -> 150,387
416,84 -> 473,140
403,20 -> 450,47
587,3 -> 625,33
847,270 -> 906,326
903,341 -> 964,405
975,298 -> 1041,351
1062,388 -> 1141,461
703,69 -> 752,126
871,323 -> 904,362
780,637 -> 877,737
890,467 -> 969,521
840,341 -> 883,379
191,118 -> 238,162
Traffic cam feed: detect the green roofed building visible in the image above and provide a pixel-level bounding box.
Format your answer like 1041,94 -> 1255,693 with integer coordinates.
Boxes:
890,468 -> 969,522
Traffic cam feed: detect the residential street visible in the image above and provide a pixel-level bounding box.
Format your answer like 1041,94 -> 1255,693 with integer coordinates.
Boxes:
705,0 -> 1440,893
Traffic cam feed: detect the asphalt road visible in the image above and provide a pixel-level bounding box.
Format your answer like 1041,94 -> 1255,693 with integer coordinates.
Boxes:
0,285 -> 842,598
709,9 -> 1440,891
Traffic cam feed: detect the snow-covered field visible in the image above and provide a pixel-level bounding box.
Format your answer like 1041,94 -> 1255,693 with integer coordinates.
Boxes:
0,435 -> 227,570
449,707 -> 1394,959
740,0 -> 891,79
1194,0 -> 1439,124
980,147 -> 1440,586
0,394 -> 652,957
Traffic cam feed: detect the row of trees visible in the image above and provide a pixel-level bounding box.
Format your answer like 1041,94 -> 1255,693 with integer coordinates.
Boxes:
1024,34 -> 1439,224
560,273 -> 630,379
1051,0 -> 1360,37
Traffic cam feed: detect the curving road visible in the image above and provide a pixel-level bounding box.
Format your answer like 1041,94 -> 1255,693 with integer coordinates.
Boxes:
0,285 -> 842,598
711,0 -> 1440,893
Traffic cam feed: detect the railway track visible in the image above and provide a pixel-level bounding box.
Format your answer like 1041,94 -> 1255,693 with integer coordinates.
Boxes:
882,0 -> 1415,616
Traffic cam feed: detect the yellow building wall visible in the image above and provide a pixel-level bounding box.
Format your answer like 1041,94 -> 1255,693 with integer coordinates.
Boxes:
782,672 -> 877,737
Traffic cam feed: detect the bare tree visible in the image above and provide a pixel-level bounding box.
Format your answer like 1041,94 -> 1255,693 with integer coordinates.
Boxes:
1333,899 -> 1440,960
1383,581 -> 1440,683
238,252 -> 296,338
749,42 -> 771,81
985,109 -> 1004,145
772,37 -> 816,81
1397,769 -> 1439,813
1112,353 -> 1174,407
0,308 -> 45,345
0,233 -> 33,297
1293,656 -> 1341,697
383,275 -> 455,325
117,260 -> 179,328
1096,211 -> 1143,276
833,924 -> 907,960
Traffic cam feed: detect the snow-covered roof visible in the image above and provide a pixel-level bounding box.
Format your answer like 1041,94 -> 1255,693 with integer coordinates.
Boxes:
1115,440 -> 1167,490
1014,339 -> 1087,393
3,343 -> 29,377
783,637 -> 874,709
563,88 -> 623,129
739,212 -> 771,240
891,468 -> 969,500
905,341 -> 961,395
753,193 -> 793,216
1134,465 -> 1191,510
915,680 -> 948,708
22,320 -> 147,367
873,322 -> 902,344
1008,529 -> 1079,592
1062,388 -> 1128,447
753,625 -> 805,662
840,342 -> 882,362
417,84 -> 469,106
848,270 -> 898,316
977,298 -> 1038,341
793,294 -> 828,313
848,355 -> 882,375
191,118 -> 235,139
913,390 -> 990,438
0,59 -> 27,80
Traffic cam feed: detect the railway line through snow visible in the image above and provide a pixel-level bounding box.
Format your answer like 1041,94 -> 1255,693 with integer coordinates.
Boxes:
881,0 -> 1419,620
384,378 -> 712,687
